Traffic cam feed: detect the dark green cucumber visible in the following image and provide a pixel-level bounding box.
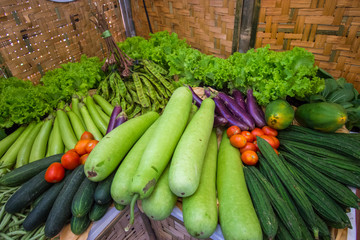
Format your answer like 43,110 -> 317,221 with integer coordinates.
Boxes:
89,202 -> 111,221
72,177 -> 97,217
23,174 -> 69,231
244,166 -> 278,239
259,155 -> 313,240
257,137 -> 319,238
5,169 -> 52,214
281,152 -> 360,209
246,166 -> 302,240
71,215 -> 91,235
275,220 -> 294,240
0,154 -> 63,187
94,172 -> 114,205
45,165 -> 85,238
313,213 -> 330,239
281,143 -> 360,188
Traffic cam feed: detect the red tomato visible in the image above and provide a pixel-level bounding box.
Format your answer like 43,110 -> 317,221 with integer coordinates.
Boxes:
74,139 -> 91,156
259,135 -> 277,149
230,134 -> 247,148
86,140 -> 99,153
241,150 -> 259,165
240,131 -> 254,142
81,131 -> 95,140
251,128 -> 265,139
270,136 -> 280,149
61,151 -> 80,170
226,126 -> 241,138
262,126 -> 278,137
45,162 -> 65,183
80,154 -> 89,165
240,142 -> 258,153
253,140 -> 259,151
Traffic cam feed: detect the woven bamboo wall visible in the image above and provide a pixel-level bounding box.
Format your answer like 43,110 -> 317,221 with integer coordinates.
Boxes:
255,0 -> 360,90
0,0 -> 126,84
131,0 -> 237,58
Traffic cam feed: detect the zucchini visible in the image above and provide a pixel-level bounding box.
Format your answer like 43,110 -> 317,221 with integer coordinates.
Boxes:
44,165 -> 85,238
282,151 -> 360,209
244,166 -> 278,239
57,110 -> 78,150
67,110 -> 86,140
0,126 -> 25,158
71,215 -> 91,235
71,97 -> 86,129
29,118 -> 53,163
80,104 -> 103,141
72,177 -> 97,217
46,117 -> 65,156
257,137 -> 319,238
246,166 -> 302,240
5,169 -> 52,214
94,172 -> 114,205
23,174 -> 68,231
88,202 -> 111,221
93,94 -> 114,116
0,153 -> 63,187
85,96 -> 107,135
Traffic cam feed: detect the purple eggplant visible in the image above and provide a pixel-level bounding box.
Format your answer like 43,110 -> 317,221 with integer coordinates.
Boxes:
106,106 -> 122,134
204,88 -> 212,98
114,112 -> 128,128
188,86 -> 203,107
232,89 -> 247,110
246,89 -> 266,128
217,92 -> 255,130
214,96 -> 250,130
213,115 -> 228,128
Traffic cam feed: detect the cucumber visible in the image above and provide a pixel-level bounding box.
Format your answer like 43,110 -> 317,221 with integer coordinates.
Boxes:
169,98 -> 215,197
93,94 -> 114,116
46,117 -> 64,156
141,165 -> 177,221
85,111 -> 159,182
23,174 -> 68,231
182,130 -> 218,239
44,165 -> 85,238
276,220 -> 295,240
29,118 -> 53,163
131,87 -> 193,200
0,126 -> 25,158
0,122 -> 36,170
111,119 -> 159,205
71,215 -> 91,235
85,96 -> 107,135
80,104 -> 103,141
0,154 -> 63,187
217,132 -> 262,240
94,172 -> 114,205
57,109 -> 78,150
88,202 -> 111,221
67,110 -> 86,140
244,165 -> 278,239
15,121 -> 44,168
72,177 -> 97,217
5,169 -> 52,214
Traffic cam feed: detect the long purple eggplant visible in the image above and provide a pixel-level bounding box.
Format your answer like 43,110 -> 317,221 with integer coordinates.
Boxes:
188,86 -> 202,107
214,96 -> 250,130
213,115 -> 228,128
114,112 -> 128,128
217,92 -> 255,130
232,89 -> 247,110
106,106 -> 122,134
246,89 -> 266,128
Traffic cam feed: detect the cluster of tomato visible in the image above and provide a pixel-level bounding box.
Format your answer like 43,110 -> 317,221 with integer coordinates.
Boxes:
44,131 -> 99,183
226,125 -> 280,166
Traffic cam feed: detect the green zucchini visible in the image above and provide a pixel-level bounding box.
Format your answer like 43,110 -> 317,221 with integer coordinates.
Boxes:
257,137 -> 319,238
71,177 -> 97,217
85,96 -> 107,135
80,104 -> 103,141
46,117 -> 65,156
95,104 -> 110,123
57,110 -> 78,150
44,165 -> 85,238
88,202 -> 111,221
5,169 -> 52,214
67,110 -> 86,140
71,215 -> 91,235
71,97 -> 86,129
217,133 -> 262,240
0,126 -> 25,158
94,172 -> 114,205
244,165 -> 278,239
182,130 -> 218,239
23,174 -> 68,231
0,153 -> 63,187
169,98 -> 215,197
93,94 -> 114,116
29,118 -> 53,163
246,166 -> 302,240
